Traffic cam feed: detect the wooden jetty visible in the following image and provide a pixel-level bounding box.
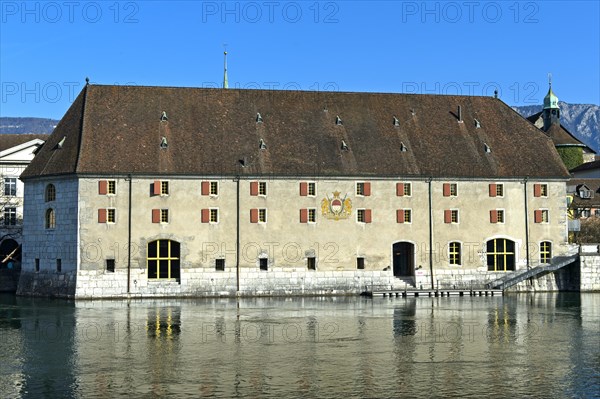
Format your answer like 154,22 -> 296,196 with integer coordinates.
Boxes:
364,288 -> 503,298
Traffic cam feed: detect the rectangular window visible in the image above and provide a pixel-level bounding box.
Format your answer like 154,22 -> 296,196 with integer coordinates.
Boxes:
356,257 -> 365,270
300,182 -> 316,196
210,208 -> 218,223
56,259 -> 62,272
35,258 -> 40,272
444,209 -> 459,223
308,208 -> 316,223
490,209 -> 505,223
396,209 -> 411,223
534,183 -> 548,197
443,183 -> 458,197
403,183 -> 411,196
307,257 -> 316,270
4,178 -> 17,196
449,242 -> 461,265
535,209 -> 549,223
106,259 -> 115,272
540,242 -> 552,264
357,209 -> 372,223
3,207 -> 17,226
210,181 -> 218,196
490,183 -> 504,197
161,209 -> 169,223
259,258 -> 268,271
259,182 -> 267,196
258,208 -> 267,223
108,180 -> 116,195
215,258 -> 225,271
161,181 -> 169,195
356,182 -> 371,196
107,209 -> 116,223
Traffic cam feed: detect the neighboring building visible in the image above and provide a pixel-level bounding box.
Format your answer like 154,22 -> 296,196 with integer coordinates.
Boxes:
17,84 -> 571,298
527,84 -> 596,168
570,160 -> 600,179
0,134 -> 48,270
568,179 -> 600,219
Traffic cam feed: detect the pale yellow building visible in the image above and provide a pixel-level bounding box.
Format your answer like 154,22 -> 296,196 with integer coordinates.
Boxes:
17,84 -> 571,297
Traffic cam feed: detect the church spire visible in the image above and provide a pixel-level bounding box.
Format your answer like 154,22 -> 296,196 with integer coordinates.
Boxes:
223,50 -> 229,89
542,73 -> 560,131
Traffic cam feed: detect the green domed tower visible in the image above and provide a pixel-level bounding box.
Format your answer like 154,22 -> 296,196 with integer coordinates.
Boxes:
542,81 -> 560,131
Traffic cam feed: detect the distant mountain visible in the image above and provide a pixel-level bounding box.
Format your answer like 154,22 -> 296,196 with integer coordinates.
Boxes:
513,102 -> 599,153
0,117 -> 59,134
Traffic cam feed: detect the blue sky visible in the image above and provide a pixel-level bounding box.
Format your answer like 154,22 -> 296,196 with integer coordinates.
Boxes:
1,0 -> 599,119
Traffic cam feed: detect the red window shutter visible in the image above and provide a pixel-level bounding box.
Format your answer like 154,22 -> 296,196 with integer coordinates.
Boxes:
443,183 -> 451,197
201,181 -> 210,196
533,184 -> 541,197
201,209 -> 210,223
152,209 -> 160,223
250,208 -> 259,223
489,184 -> 496,197
396,183 -> 404,197
300,182 -> 308,196
250,181 -> 259,196
490,210 -> 498,223
98,180 -> 107,195
364,209 -> 372,223
363,182 -> 371,196
444,210 -> 452,223
300,208 -> 308,223
98,209 -> 107,223
534,210 -> 542,223
397,209 -> 404,223
153,181 -> 161,195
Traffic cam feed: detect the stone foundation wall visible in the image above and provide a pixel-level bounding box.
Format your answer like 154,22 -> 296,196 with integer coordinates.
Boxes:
0,269 -> 20,292
17,270 -> 77,297
72,268 -> 401,298
580,252 -> 600,292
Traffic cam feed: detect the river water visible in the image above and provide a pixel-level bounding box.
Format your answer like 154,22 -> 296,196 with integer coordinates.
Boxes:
0,293 -> 598,398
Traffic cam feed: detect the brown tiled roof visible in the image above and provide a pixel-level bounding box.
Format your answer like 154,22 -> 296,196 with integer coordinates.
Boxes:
568,179 -> 600,208
0,134 -> 49,153
570,160 -> 600,173
21,85 -> 570,179
526,111 -> 590,148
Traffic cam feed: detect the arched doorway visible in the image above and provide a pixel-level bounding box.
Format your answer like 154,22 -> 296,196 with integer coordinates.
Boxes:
147,239 -> 181,280
0,239 -> 20,269
392,242 -> 414,277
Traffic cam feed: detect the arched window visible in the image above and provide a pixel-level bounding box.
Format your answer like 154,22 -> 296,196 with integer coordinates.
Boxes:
449,242 -> 461,265
540,241 -> 552,264
45,208 -> 56,229
147,240 -> 180,280
45,184 -> 56,202
486,239 -> 515,271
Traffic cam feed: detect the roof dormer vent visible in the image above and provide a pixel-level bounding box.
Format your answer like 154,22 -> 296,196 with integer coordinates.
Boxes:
458,106 -> 463,123
256,113 -> 263,123
160,111 -> 168,122
400,142 -> 408,152
259,138 -> 267,150
484,143 -> 491,153
160,136 -> 168,149
393,116 -> 400,127
341,140 -> 349,151
336,115 -> 343,125
56,136 -> 66,149
475,119 -> 481,128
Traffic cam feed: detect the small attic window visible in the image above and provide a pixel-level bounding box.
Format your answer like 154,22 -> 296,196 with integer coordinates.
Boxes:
256,113 -> 263,123
259,139 -> 267,150
336,116 -> 343,125
393,116 -> 400,127
400,142 -> 408,152
160,136 -> 168,149
484,143 -> 491,153
160,111 -> 168,121
410,109 -> 416,116
341,140 -> 349,151
474,119 -> 481,128
56,136 -> 66,149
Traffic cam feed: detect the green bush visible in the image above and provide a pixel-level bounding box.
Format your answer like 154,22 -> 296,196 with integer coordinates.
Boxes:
557,147 -> 583,171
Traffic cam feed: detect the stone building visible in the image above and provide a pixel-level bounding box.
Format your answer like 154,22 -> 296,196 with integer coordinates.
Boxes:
0,134 -> 47,291
17,84 -> 571,298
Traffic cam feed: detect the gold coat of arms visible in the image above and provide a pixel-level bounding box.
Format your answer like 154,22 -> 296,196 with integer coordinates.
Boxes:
321,191 -> 352,220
